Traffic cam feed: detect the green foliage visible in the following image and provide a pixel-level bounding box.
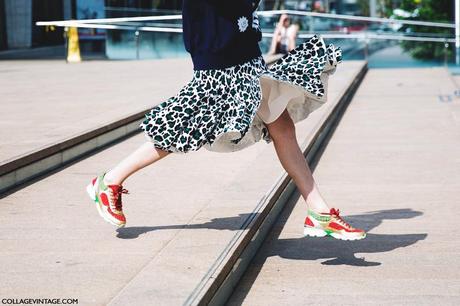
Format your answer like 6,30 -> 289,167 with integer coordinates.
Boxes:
397,0 -> 454,60
357,0 -> 369,16
380,0 -> 398,17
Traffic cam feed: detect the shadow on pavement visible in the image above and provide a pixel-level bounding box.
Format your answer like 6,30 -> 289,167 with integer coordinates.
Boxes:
116,204 -> 426,267
278,207 -> 428,267
227,188 -> 427,304
116,213 -> 258,239
116,189 -> 427,305
266,208 -> 427,267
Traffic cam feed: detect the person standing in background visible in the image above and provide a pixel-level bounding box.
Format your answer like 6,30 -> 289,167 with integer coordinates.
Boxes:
269,14 -> 291,54
269,14 -> 299,55
287,18 -> 300,51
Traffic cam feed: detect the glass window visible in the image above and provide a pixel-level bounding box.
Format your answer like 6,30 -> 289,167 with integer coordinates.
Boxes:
32,0 -> 64,47
0,0 -> 7,50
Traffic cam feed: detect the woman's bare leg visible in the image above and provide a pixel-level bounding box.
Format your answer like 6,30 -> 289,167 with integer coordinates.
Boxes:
265,109 -> 330,213
103,141 -> 171,185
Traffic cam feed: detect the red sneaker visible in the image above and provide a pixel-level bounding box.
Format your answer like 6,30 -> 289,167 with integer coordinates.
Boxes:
86,173 -> 128,228
304,208 -> 366,241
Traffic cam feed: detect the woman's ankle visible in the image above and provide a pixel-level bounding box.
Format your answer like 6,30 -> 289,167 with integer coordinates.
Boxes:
305,200 -> 330,215
103,171 -> 123,186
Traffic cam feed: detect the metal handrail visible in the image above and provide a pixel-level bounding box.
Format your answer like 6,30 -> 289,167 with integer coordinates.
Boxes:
37,20 -> 455,44
35,10 -> 456,63
36,10 -> 455,29
259,10 -> 455,29
36,14 -> 182,26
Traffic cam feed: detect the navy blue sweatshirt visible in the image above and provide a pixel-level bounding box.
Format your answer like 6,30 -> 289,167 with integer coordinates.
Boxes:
182,0 -> 262,70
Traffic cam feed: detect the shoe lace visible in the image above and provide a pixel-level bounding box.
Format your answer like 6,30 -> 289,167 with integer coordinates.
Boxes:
109,186 -> 129,211
330,208 -> 354,229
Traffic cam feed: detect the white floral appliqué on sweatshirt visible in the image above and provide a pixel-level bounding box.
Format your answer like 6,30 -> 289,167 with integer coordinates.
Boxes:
237,16 -> 249,32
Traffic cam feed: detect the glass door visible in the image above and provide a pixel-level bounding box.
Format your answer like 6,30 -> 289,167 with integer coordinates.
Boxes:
0,0 -> 7,50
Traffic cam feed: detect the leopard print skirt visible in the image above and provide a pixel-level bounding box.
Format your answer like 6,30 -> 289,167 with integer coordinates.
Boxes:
140,34 -> 342,154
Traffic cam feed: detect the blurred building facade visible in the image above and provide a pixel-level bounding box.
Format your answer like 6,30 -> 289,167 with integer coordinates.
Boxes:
261,0 -> 361,14
105,0 -> 182,17
0,0 -> 74,51
0,0 -> 185,53
0,0 -> 397,56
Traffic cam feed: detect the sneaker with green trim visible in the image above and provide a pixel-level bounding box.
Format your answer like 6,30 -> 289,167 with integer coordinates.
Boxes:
86,173 -> 128,228
303,208 -> 366,241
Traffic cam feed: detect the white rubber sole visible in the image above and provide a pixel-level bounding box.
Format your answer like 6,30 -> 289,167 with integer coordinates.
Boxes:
330,232 -> 366,241
304,226 -> 366,241
86,183 -> 96,201
303,226 -> 328,237
86,181 -> 125,228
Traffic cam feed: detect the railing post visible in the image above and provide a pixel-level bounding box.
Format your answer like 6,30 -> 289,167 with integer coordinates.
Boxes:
456,0 -> 460,65
364,33 -> 369,60
444,39 -> 449,67
135,29 -> 140,60
64,26 -> 69,63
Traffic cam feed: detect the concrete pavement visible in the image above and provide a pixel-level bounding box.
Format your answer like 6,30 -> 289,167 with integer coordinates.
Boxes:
0,58 -> 193,164
228,67 -> 460,305
0,55 -> 284,167
0,61 -> 365,305
0,55 -> 285,193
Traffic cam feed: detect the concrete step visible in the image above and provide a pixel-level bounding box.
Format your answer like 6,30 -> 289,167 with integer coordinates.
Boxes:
0,61 -> 367,305
228,67 -> 460,305
193,61 -> 367,306
0,57 -> 193,194
0,55 -> 283,195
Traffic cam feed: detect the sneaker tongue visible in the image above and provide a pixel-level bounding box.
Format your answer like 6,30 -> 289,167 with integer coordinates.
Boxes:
107,185 -> 123,203
107,185 -> 123,209
330,208 -> 340,215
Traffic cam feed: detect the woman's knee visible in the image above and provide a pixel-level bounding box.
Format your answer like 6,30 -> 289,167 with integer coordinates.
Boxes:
266,110 -> 296,139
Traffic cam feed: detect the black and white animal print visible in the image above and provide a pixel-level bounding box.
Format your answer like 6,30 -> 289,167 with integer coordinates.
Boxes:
263,34 -> 342,98
140,34 -> 342,154
140,57 -> 266,154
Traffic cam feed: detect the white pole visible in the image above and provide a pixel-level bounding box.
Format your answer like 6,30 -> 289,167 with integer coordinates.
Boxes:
324,0 -> 329,13
456,0 -> 460,65
369,0 -> 377,17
